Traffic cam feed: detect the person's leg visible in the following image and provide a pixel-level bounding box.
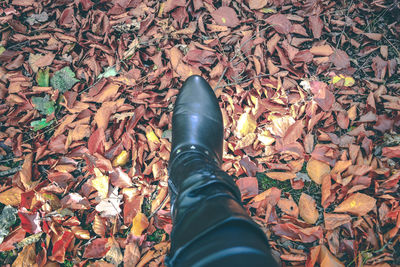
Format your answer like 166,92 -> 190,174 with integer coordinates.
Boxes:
166,76 -> 278,266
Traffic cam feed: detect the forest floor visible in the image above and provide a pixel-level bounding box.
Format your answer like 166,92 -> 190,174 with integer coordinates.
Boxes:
0,0 -> 399,266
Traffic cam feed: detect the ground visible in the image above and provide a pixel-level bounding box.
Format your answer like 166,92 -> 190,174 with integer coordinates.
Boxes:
0,0 -> 399,266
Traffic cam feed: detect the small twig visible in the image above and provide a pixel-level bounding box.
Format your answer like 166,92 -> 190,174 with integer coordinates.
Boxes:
0,166 -> 22,177
148,194 -> 169,219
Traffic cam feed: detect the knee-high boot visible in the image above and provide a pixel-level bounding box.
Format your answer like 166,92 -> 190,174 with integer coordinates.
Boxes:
166,76 -> 278,267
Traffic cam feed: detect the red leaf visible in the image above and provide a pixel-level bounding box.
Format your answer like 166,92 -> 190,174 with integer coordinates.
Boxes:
310,81 -> 335,111
382,146 -> 400,158
83,238 -> 110,259
49,231 -> 74,263
272,223 -> 323,243
0,228 -> 26,251
236,177 -> 258,199
309,15 -> 323,38
211,7 -> 240,28
110,167 -> 133,188
266,14 -> 292,34
330,49 -> 350,69
18,208 -> 42,234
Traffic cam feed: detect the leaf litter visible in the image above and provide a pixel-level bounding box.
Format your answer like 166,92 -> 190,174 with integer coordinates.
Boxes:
0,0 -> 399,266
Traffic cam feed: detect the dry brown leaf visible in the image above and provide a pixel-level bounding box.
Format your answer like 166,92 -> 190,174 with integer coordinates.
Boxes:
278,198 -> 299,218
266,14 -> 292,34
299,193 -> 319,224
324,213 -> 351,230
266,172 -> 296,181
318,245 -> 344,267
310,45 -> 333,56
211,6 -> 240,27
333,192 -> 376,216
248,0 -> 268,9
0,187 -> 23,206
307,159 -> 331,184
12,243 -> 37,267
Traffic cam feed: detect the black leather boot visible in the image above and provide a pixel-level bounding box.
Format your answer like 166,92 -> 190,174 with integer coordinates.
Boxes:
167,76 -> 277,267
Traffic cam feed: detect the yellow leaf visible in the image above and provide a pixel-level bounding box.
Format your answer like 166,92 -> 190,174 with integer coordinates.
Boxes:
112,150 -> 129,167
0,187 -> 23,206
131,212 -> 149,236
307,159 -> 331,184
92,168 -> 109,199
299,193 -> 319,224
344,76 -> 355,87
261,7 -> 277,13
331,75 -> 342,84
145,128 -> 159,143
333,192 -> 376,216
236,113 -> 257,138
71,226 -> 90,239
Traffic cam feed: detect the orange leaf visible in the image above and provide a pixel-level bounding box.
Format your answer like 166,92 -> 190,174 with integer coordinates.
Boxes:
131,212 -> 149,236
310,45 -> 333,56
307,158 -> 330,184
123,243 -> 140,267
12,243 -> 37,267
94,83 -> 120,102
93,214 -> 106,237
19,153 -> 33,190
278,198 -> 299,217
299,193 -> 319,224
266,172 -> 296,181
333,192 -> 376,216
324,213 -> 351,230
331,160 -> 352,174
318,245 -> 344,267
0,187 -> 23,206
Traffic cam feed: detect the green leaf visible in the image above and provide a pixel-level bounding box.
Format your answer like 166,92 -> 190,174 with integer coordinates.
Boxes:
36,67 -> 50,87
31,119 -> 54,131
32,95 -> 55,115
98,66 -> 119,79
0,46 -> 5,56
50,66 -> 79,93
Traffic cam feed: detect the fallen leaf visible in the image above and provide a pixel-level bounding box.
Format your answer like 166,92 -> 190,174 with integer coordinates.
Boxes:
333,192 -> 376,216
248,0 -> 268,9
324,213 -> 351,230
266,172 -> 296,181
0,187 -> 23,206
299,193 -> 319,224
310,45 -> 333,56
83,238 -> 110,259
266,14 -> 292,34
12,243 -> 37,267
211,7 -> 240,27
131,212 -> 149,236
307,159 -> 331,184
92,168 -> 109,199
278,198 -> 299,217
235,113 -> 257,138
382,146 -> 400,158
